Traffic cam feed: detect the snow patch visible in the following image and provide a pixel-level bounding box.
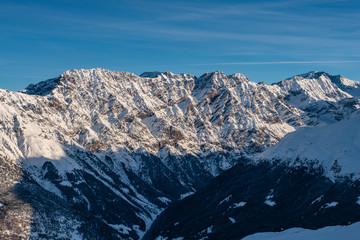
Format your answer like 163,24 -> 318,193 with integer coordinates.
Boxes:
109,224 -> 132,235
59,181 -> 72,187
155,236 -> 168,240
243,221 -> 360,240
229,217 -> 236,223
325,202 -> 338,208
311,195 -> 323,205
158,197 -> 171,204
264,189 -> 276,207
219,195 -> 232,205
233,201 -> 247,208
180,191 -> 195,200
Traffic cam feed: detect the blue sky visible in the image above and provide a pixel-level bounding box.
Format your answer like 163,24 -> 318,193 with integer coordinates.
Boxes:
1,0 -> 360,91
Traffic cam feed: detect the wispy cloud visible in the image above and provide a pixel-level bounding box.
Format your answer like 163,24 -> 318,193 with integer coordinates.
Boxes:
0,74 -> 51,79
2,0 -> 359,50
158,60 -> 360,67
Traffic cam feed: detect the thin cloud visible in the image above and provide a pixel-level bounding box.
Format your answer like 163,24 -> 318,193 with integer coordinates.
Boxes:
161,60 -> 360,67
0,74 -> 54,79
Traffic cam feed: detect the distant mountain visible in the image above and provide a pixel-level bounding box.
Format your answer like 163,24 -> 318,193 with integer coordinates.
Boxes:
0,69 -> 359,239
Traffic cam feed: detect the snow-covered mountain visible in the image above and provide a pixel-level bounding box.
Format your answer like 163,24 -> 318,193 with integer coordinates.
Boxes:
0,69 -> 359,239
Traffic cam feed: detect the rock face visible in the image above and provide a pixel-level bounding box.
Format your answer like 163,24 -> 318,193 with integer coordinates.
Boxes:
0,69 -> 359,239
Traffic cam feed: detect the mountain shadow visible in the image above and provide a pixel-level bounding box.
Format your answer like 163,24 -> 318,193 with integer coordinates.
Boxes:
2,147 -> 360,239
1,145 -> 224,239
144,160 -> 360,240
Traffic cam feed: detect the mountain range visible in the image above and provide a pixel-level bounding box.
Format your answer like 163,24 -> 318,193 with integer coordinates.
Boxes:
0,69 -> 359,239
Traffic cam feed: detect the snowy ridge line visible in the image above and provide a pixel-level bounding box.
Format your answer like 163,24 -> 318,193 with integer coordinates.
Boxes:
3,68 -> 358,160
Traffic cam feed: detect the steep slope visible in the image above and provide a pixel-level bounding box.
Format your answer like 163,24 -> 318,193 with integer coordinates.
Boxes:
267,71 -> 359,124
277,71 -> 353,105
291,71 -> 360,97
258,111 -> 360,180
0,69 -> 359,239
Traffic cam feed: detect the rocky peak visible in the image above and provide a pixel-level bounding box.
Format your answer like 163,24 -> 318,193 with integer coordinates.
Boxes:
195,71 -> 248,91
294,71 -> 327,79
140,71 -> 184,79
283,71 -> 359,89
21,68 -> 136,97
21,77 -> 61,96
274,71 -> 355,106
140,71 -> 162,78
327,74 -> 360,91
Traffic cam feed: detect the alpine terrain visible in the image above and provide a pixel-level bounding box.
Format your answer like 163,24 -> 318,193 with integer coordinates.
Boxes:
0,69 -> 360,239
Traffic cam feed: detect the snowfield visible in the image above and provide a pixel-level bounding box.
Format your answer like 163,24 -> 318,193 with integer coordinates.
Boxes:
243,221 -> 360,240
258,111 -> 360,179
